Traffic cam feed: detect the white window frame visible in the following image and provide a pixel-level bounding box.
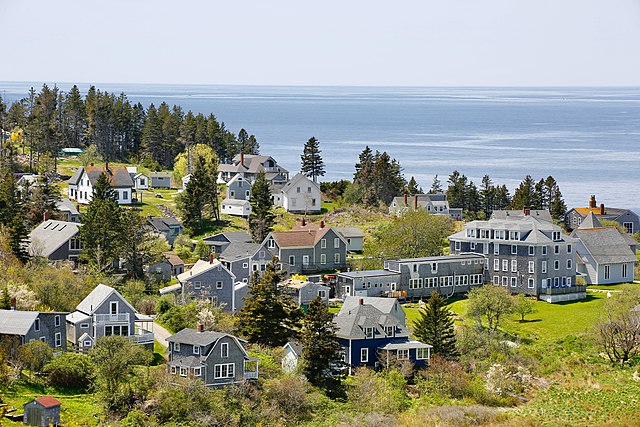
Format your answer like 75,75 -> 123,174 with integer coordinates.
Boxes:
528,261 -> 535,274
528,278 -> 535,288
193,367 -> 201,377
334,238 -> 340,249
604,265 -> 610,280
417,348 -> 429,360
511,245 -> 517,255
321,239 -> 326,249
455,241 -> 461,251
170,365 -> 177,374
511,277 -> 517,287
34,318 -> 40,332
221,342 -> 229,358
542,261 -> 547,273
334,253 -> 341,264
511,259 -> 517,273
623,263 -> 628,278
623,222 -> 634,234
174,342 -> 180,352
360,348 -> 369,363
494,243 -> 500,255
216,281 -> 223,289
529,246 -> 535,256
180,367 -> 188,377
288,255 -> 295,265
397,349 -> 409,360
80,323 -> 89,329
494,259 -> 500,271
55,332 -> 61,347
567,259 -> 572,270
542,246 -> 548,256
364,327 -> 374,339
320,253 -> 326,264
54,315 -> 60,327
502,259 -> 508,272
193,345 -> 200,355
194,281 -> 201,290
554,260 -> 559,270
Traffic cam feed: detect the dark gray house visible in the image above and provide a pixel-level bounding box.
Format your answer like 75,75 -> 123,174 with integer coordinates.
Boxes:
57,198 -> 81,223
491,209 -> 553,223
226,173 -> 252,200
218,242 -> 270,284
176,258 -> 239,312
0,309 -> 68,352
203,231 -> 253,257
449,215 -> 583,303
28,220 -> 82,262
280,278 -> 330,308
23,396 -> 61,427
66,284 -> 154,352
566,195 -> 640,234
166,327 -> 258,387
149,172 -> 173,189
262,224 -> 348,274
148,251 -> 185,282
147,216 -> 184,245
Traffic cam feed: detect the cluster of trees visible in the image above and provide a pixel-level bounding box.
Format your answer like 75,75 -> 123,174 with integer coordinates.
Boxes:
349,146 -> 406,207
445,171 -> 566,221
0,85 -> 259,172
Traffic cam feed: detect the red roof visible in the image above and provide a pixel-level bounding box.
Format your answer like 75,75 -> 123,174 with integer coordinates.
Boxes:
35,396 -> 61,408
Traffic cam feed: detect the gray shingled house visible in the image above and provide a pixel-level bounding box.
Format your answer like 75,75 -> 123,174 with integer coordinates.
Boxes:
218,153 -> 289,185
448,215 -> 584,303
28,220 -> 82,262
0,309 -> 68,352
149,172 -> 173,189
491,209 -> 553,223
226,173 -> 252,200
572,213 -> 637,285
66,284 -> 154,352
166,327 -> 258,387
218,242 -> 270,284
56,198 -> 81,223
566,195 -> 640,234
203,231 -> 253,257
147,216 -> 184,245
23,396 -> 61,427
148,251 -> 184,281
280,278 -> 330,308
176,258 -> 239,312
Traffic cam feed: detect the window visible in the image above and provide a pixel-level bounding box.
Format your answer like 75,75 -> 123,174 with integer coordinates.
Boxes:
455,241 -> 461,251
291,198 -> 297,207
528,261 -> 535,274
542,246 -> 548,256
493,276 -> 500,285
214,363 -> 235,378
483,243 -> 489,254
417,348 -> 429,359
409,278 -> 423,289
296,187 -> 301,193
243,262 -> 249,268
567,277 -> 572,286
397,349 -> 409,360
364,327 -> 374,339
335,253 -> 341,264
554,260 -> 559,270
334,238 -> 340,248
70,237 -> 82,250
268,238 -> 275,249
170,366 -> 177,374
110,301 -> 118,314
554,245 -> 560,255
502,276 -> 508,287
307,186 -> 312,193
174,343 -> 180,352
623,222 -> 634,234
567,259 -> 572,270
385,326 -> 394,337
470,242 -> 476,250
604,265 -> 611,280
194,281 -> 201,290
502,260 -> 508,272
511,245 -> 518,255
431,263 -> 438,273
193,345 -> 200,355
552,231 -> 561,241
320,254 -> 326,264
321,239 -> 326,249
511,260 -> 517,272
494,243 -> 500,255
216,281 -> 223,289
528,278 -> 535,288
34,319 -> 40,332
494,259 -> 500,271
542,261 -> 547,273
221,342 -> 229,358
623,263 -> 629,278
511,277 -> 517,287
288,255 -> 295,265
361,348 -> 369,363
123,191 -> 128,200
55,333 -> 61,347
311,198 -> 317,206
567,244 -> 572,254
80,323 -> 89,329
193,367 -> 201,377
529,246 -> 535,256
318,289 -> 327,299
55,315 -> 60,327
180,367 -> 188,377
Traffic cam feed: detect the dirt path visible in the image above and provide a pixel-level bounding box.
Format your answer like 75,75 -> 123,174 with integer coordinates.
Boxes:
153,321 -> 172,348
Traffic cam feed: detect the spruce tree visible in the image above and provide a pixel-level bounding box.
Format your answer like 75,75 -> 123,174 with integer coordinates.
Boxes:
26,176 -> 61,228
0,165 -> 29,261
429,175 -> 443,194
510,175 -> 540,210
299,297 -> 346,396
249,171 -> 275,243
177,156 -> 206,233
406,176 -> 421,195
79,172 -> 124,271
300,137 -> 325,182
413,291 -> 459,359
479,175 -> 495,218
235,261 -> 301,346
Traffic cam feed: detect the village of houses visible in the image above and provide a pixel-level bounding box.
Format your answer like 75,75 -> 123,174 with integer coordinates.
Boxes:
2,149 -> 640,425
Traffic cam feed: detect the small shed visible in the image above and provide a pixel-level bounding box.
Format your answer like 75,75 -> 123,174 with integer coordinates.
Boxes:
23,396 -> 61,426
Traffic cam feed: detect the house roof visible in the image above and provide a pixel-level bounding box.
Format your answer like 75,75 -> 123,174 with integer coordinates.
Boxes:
572,228 -> 637,264
166,328 -> 227,346
227,173 -> 251,186
284,341 -> 303,357
80,165 -> 135,188
491,210 -> 553,223
270,225 -> 340,249
28,220 -> 80,258
177,259 -> 234,282
281,173 -> 320,194
169,355 -> 204,368
334,303 -> 408,340
0,310 -> 39,335
159,283 -> 182,295
76,284 -> 136,316
149,172 -> 173,178
578,212 -> 603,229
148,217 -> 182,232
335,227 -> 365,238
338,269 -> 397,279
378,340 -> 433,350
340,296 -> 402,318
222,198 -> 251,207
57,198 -> 79,216
66,311 -> 91,324
219,242 -> 262,262
572,206 -> 632,220
34,396 -> 61,408
391,253 -> 485,264
203,232 -> 252,244
164,251 -> 184,266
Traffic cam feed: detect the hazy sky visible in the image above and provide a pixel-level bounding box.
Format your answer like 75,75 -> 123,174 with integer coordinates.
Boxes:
1,0 -> 639,86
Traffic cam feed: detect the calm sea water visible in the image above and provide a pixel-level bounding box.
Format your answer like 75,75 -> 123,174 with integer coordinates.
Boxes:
2,83 -> 639,212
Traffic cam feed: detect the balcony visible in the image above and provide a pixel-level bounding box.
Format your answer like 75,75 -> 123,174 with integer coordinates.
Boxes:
243,370 -> 258,379
127,331 -> 154,345
95,313 -> 130,323
542,285 -> 586,295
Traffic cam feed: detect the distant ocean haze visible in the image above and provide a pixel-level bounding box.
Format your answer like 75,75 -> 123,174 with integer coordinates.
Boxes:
2,83 -> 639,213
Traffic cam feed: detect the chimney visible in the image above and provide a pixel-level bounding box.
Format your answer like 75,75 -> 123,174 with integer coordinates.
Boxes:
589,195 -> 596,209
413,195 -> 418,210
320,220 -> 325,229
43,210 -> 51,221
10,297 -> 16,311
523,207 -> 530,216
197,324 -> 204,333
240,152 -> 244,167
209,254 -> 214,264
404,193 -> 408,207
301,218 -> 306,227
358,298 -> 364,305
600,203 -> 605,215
105,161 -> 109,172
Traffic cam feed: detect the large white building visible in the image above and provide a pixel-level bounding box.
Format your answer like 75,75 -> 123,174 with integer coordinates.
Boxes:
68,164 -> 135,205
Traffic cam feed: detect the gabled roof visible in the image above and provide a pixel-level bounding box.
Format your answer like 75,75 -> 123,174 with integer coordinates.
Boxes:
227,173 -> 251,186
219,242 -> 262,262
269,228 -> 329,248
34,396 -> 61,408
28,220 -> 80,257
79,165 -> 135,188
334,303 -> 408,340
177,259 -> 234,282
284,341 -> 303,357
167,328 -> 227,346
149,172 -> 173,178
76,284 -> 136,316
336,227 -> 365,238
572,228 -> 637,264
203,232 -> 252,244
578,212 -> 603,229
0,310 -> 39,335
164,251 -> 184,266
491,210 -> 553,223
68,167 -> 84,185
281,173 -> 320,194
148,217 -> 182,232
340,296 -> 402,319
169,355 -> 204,368
222,198 -> 251,207
57,198 -> 79,215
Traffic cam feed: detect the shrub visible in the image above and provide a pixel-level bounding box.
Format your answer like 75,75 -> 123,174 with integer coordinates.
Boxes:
44,352 -> 93,390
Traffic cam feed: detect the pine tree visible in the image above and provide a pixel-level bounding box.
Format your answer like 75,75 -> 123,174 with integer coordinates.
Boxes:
479,175 -> 495,218
63,85 -> 86,148
494,184 -> 511,210
510,175 -> 540,210
550,190 -> 567,222
26,175 -> 61,228
429,175 -> 443,194
79,173 -> 124,271
235,261 -> 302,346
353,146 -> 373,184
177,156 -> 206,233
141,104 -> 163,166
299,297 -> 346,396
0,165 -> 29,261
413,291 -> 459,359
249,171 -> 275,243
406,176 -> 421,195
300,137 -> 325,182
446,171 -> 467,209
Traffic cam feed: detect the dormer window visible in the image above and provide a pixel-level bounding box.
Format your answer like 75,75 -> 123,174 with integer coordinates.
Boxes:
268,238 -> 275,249
364,327 -> 374,339
552,231 -> 561,241
385,326 -> 394,337
193,345 -> 200,355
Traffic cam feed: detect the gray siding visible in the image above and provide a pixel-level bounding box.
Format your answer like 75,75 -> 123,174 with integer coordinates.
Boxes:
23,313 -> 67,351
182,267 -> 236,310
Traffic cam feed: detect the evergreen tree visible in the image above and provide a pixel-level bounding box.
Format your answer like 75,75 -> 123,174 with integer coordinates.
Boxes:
236,128 -> 260,155
235,261 -> 302,346
141,104 -> 163,166
249,171 -> 275,243
120,209 -> 169,279
0,165 -> 29,261
79,173 -> 124,271
494,184 -> 511,210
479,175 -> 495,218
353,146 -> 374,185
464,180 -> 481,216
62,85 -> 86,148
176,156 -> 206,233
26,176 -> 61,228
413,291 -> 459,359
550,189 -> 567,222
446,170 -> 467,209
300,137 -> 326,183
406,176 -> 421,195
428,175 -> 443,194
510,175 -> 541,210
299,297 -> 346,396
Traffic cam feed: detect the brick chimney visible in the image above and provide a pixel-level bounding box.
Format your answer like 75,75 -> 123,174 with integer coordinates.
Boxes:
43,210 -> 51,221
404,193 -> 408,207
589,195 -> 596,209
358,298 -> 364,305
197,324 -> 204,333
240,152 -> 244,167
413,195 -> 418,210
209,254 -> 214,264
523,207 -> 530,216
105,161 -> 109,172
10,297 -> 16,311
600,203 -> 605,215
320,220 -> 325,229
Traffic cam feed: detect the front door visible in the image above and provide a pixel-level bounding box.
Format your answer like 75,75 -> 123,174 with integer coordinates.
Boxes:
302,255 -> 310,266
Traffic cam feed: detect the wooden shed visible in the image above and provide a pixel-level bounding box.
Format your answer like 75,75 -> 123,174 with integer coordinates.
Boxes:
23,396 -> 61,426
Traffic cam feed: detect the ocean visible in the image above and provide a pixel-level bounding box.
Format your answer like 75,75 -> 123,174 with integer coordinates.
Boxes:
1,83 -> 639,212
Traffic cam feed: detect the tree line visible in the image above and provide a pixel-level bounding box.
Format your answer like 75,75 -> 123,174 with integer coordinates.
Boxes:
0,85 -> 259,172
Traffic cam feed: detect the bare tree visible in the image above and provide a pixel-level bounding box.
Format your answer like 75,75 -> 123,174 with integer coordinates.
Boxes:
596,300 -> 640,364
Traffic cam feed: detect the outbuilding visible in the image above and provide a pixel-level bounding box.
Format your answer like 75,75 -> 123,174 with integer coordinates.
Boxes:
23,396 -> 61,426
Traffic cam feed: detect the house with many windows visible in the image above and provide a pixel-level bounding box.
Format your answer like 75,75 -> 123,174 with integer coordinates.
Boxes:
274,173 -> 322,213
566,195 -> 640,234
68,163 -> 135,205
218,242 -> 270,284
147,216 -> 184,245
218,153 -> 289,186
28,219 -> 82,262
166,326 -> 258,387
571,213 -> 637,285
66,284 -> 154,352
279,278 -> 330,308
203,231 -> 253,257
448,215 -> 583,303
389,193 -> 463,220
0,309 -> 68,352
176,258 -> 240,312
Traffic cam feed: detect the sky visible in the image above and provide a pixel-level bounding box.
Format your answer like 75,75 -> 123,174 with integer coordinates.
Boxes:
1,0 -> 639,86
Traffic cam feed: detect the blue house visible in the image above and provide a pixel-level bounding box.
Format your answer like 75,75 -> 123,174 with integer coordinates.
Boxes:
334,297 -> 431,373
